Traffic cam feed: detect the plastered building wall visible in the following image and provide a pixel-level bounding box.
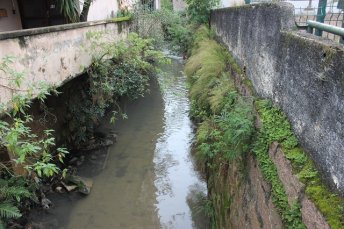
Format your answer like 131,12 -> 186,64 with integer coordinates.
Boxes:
0,19 -> 130,106
0,0 -> 22,32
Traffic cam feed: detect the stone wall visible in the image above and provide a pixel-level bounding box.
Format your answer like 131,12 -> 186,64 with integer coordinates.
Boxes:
211,2 -> 344,194
210,61 -> 331,229
0,19 -> 130,106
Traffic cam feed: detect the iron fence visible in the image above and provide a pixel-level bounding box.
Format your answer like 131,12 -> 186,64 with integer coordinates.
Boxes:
245,0 -> 344,44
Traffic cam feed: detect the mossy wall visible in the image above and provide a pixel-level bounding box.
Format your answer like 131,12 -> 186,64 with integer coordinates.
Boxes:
186,25 -> 344,228
211,2 -> 344,196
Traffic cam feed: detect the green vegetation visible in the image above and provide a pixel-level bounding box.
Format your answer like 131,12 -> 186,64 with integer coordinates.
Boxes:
185,26 -> 228,114
187,26 -> 307,228
131,0 -> 220,56
188,24 -> 344,228
131,1 -> 195,55
253,100 -> 305,228
255,99 -> 344,228
196,91 -> 255,165
69,31 -> 169,144
284,147 -> 344,228
0,56 -> 68,226
0,56 -> 68,178
195,198 -> 216,229
187,26 -> 256,228
0,175 -> 37,229
185,0 -> 220,24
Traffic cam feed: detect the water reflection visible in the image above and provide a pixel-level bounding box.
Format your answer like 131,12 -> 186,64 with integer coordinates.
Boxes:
31,56 -> 208,229
154,57 -> 208,229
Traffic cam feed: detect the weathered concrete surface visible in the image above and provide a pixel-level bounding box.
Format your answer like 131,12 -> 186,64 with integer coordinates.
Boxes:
211,2 -> 344,194
0,19 -> 130,106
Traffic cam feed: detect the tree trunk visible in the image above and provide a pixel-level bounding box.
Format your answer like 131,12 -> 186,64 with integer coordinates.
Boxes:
80,0 -> 92,22
307,0 -> 312,8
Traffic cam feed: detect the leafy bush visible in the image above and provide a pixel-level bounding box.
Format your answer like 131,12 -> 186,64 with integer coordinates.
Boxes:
0,56 -> 68,178
72,31 -> 170,140
131,2 -> 196,55
196,91 -> 255,165
0,56 -> 67,227
185,0 -> 220,24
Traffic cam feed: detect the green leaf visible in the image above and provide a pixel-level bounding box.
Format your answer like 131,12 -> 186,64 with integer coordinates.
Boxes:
0,203 -> 21,219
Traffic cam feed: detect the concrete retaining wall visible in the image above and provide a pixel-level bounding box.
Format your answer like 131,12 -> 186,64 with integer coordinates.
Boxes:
0,19 -> 130,106
211,3 -> 344,194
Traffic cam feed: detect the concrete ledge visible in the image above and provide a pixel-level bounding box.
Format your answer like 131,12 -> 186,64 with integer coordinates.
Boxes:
0,17 -> 130,40
0,17 -> 130,106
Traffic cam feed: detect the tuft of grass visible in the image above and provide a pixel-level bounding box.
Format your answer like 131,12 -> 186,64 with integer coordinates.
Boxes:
185,39 -> 228,112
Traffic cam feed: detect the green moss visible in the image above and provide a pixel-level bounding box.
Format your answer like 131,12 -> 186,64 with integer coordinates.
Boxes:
227,54 -> 242,74
254,100 -> 305,228
257,101 -> 344,229
306,184 -> 344,228
111,16 -> 131,22
283,146 -> 344,228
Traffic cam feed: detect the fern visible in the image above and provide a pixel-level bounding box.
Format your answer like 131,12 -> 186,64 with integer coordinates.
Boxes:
0,179 -> 31,201
0,186 -> 31,200
0,203 -> 21,219
0,176 -> 34,227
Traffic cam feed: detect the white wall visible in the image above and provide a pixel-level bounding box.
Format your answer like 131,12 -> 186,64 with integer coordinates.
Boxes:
87,0 -> 119,21
220,0 -> 233,7
173,0 -> 187,11
0,20 -> 130,107
0,0 -> 22,32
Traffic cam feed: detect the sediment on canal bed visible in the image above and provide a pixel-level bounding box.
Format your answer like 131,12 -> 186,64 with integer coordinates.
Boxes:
186,26 -> 343,228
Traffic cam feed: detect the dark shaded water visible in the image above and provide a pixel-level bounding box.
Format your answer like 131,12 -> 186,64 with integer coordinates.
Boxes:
32,56 -> 208,228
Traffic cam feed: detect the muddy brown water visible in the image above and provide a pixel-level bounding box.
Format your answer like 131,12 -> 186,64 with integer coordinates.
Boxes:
31,56 -> 209,229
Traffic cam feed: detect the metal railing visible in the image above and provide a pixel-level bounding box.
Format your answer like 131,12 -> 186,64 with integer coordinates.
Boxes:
306,20 -> 344,36
294,1 -> 344,42
245,0 -> 344,44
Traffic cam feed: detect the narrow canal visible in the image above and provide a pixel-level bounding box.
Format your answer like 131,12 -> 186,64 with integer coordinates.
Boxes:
32,56 -> 209,228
